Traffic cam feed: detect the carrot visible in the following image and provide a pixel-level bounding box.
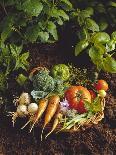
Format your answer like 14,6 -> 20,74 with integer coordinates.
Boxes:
45,112 -> 62,138
29,98 -> 48,132
41,95 -> 60,140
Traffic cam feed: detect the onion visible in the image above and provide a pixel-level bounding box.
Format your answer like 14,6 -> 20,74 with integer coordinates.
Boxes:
28,103 -> 38,114
19,92 -> 30,105
17,105 -> 28,116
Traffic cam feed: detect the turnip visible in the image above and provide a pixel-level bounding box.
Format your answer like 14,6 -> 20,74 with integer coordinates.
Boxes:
9,104 -> 28,126
17,105 -> 28,116
19,92 -> 30,105
28,103 -> 38,114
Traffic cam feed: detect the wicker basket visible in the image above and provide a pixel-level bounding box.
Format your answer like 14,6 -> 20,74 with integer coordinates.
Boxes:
30,67 -> 105,133
35,98 -> 105,133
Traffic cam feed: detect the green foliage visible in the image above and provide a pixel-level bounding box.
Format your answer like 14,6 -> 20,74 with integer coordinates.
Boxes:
75,39 -> 89,56
0,43 -> 29,91
0,0 -> 72,44
85,96 -> 103,113
16,74 -> 28,86
72,1 -> 116,73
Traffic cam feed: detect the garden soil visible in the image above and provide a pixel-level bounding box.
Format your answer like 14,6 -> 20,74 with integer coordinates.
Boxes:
0,24 -> 116,155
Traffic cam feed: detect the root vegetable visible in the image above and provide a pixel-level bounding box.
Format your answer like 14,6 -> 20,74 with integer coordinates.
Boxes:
17,105 -> 28,116
45,112 -> 62,138
29,98 -> 48,132
8,105 -> 28,126
41,95 -> 60,140
28,103 -> 38,114
19,92 -> 30,105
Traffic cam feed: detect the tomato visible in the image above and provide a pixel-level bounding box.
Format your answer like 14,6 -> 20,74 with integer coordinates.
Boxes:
89,90 -> 96,99
65,86 -> 91,114
95,80 -> 108,91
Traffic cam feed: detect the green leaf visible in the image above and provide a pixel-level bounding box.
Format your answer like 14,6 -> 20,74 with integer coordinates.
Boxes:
106,40 -> 115,52
85,97 -> 102,113
86,7 -> 94,15
92,32 -> 110,44
60,0 -> 73,10
16,74 -> 28,86
25,24 -> 40,42
0,15 -> 14,42
109,1 -> 116,7
57,17 -> 63,25
78,28 -> 90,40
103,56 -> 116,73
89,46 -> 103,70
17,0 -> 43,17
96,3 -> 106,13
47,21 -> 58,40
38,32 -> 49,43
85,18 -> 99,32
10,44 -> 23,57
111,31 -> 116,42
15,52 -> 29,71
75,40 -> 89,56
51,8 -> 69,21
31,90 -> 48,101
78,10 -> 92,26
99,21 -> 108,31
94,43 -> 106,55
58,10 -> 69,21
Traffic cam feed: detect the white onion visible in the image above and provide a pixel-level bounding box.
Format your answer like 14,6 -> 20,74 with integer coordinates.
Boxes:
28,103 -> 38,114
19,92 -> 30,105
17,105 -> 28,116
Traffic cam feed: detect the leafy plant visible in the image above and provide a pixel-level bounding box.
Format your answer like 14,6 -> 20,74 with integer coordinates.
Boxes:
0,0 -> 72,44
72,1 -> 116,73
0,42 -> 29,91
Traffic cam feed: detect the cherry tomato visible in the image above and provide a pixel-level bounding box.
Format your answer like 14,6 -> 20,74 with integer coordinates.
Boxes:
89,90 -> 96,99
98,90 -> 106,98
95,80 -> 108,91
65,86 -> 91,114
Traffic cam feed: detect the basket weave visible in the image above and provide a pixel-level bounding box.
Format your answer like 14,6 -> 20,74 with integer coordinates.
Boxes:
30,67 -> 105,133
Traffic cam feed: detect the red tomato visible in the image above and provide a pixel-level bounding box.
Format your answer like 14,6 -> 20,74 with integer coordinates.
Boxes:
89,90 -> 96,99
65,86 -> 91,114
95,80 -> 108,91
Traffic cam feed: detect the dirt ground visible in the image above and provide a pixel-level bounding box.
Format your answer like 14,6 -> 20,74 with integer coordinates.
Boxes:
0,21 -> 116,155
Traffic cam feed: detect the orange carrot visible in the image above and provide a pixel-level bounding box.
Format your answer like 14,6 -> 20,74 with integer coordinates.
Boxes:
29,98 -> 48,132
41,95 -> 60,140
45,112 -> 62,138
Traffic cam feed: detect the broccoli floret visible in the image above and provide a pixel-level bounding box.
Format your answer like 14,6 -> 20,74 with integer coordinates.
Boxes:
32,70 -> 55,92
